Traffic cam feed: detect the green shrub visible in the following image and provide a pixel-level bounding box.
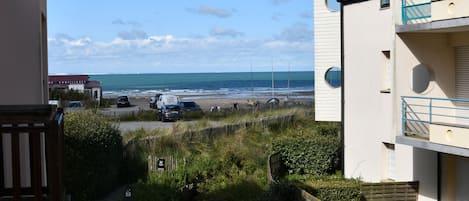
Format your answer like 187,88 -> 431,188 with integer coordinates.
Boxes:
64,111 -> 123,201
273,135 -> 340,175
288,175 -> 363,201
315,122 -> 340,137
49,88 -> 85,101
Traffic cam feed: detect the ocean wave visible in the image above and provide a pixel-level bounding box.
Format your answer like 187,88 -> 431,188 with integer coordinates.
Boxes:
102,87 -> 313,99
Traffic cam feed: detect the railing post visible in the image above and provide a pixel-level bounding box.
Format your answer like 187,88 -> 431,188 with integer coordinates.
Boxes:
402,0 -> 406,24
402,97 -> 406,136
429,98 -> 433,123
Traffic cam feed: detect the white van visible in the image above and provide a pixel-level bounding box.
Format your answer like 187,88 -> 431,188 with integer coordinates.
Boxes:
156,95 -> 180,109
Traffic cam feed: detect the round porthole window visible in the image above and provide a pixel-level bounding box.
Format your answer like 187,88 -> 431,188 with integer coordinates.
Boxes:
325,0 -> 340,12
411,64 -> 432,94
325,67 -> 341,88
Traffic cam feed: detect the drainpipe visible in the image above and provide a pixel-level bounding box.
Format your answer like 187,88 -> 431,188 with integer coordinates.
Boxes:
340,1 -> 345,176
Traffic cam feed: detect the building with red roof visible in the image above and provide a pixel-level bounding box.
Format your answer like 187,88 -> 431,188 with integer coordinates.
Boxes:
48,75 -> 102,104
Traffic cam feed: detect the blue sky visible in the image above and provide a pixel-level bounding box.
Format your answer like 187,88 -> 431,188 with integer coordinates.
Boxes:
48,0 -> 313,74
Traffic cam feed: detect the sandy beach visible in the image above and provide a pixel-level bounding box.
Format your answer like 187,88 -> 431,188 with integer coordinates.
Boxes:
126,93 -> 313,112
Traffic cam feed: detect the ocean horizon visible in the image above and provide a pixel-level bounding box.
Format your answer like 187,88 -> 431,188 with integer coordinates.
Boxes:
89,71 -> 319,99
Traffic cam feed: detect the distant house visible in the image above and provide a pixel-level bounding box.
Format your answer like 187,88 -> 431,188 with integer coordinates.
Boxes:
48,75 -> 102,104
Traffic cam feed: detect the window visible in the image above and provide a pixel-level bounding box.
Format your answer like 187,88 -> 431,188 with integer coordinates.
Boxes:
381,0 -> 390,8
325,67 -> 341,88
381,51 -> 391,93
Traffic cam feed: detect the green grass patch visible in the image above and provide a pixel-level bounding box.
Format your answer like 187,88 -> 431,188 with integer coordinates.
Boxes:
119,110 -> 157,121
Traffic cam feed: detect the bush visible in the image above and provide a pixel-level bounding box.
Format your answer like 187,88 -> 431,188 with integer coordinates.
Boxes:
315,122 -> 340,137
273,135 -> 340,175
49,88 -> 85,101
288,175 -> 363,201
64,111 -> 123,201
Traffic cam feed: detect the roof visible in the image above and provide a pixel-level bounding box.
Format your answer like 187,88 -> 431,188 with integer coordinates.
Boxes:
85,80 -> 101,88
49,75 -> 89,82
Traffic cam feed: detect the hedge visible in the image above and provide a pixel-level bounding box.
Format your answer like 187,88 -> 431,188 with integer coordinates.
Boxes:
64,111 -> 123,201
288,175 -> 363,201
272,135 -> 340,175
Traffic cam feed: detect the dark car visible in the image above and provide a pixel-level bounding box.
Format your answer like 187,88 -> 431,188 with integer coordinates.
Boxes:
117,96 -> 131,108
159,104 -> 182,122
149,94 -> 162,109
179,101 -> 202,112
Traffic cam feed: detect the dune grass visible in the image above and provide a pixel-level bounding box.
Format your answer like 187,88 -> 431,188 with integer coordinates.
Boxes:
126,111 -> 340,201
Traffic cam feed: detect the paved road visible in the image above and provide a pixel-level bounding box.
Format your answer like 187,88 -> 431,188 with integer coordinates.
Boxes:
119,121 -> 175,133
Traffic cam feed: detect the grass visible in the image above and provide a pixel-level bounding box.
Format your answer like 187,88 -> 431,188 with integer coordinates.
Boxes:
121,106 -> 312,144
119,110 -> 157,121
124,110 -> 336,201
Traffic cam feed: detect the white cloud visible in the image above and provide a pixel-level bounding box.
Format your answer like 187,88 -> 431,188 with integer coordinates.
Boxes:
209,27 -> 244,37
187,5 -> 234,18
112,19 -> 141,27
276,23 -> 313,42
48,33 -> 313,73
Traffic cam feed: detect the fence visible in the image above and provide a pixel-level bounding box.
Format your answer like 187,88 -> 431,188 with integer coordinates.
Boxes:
402,0 -> 431,24
402,96 -> 469,138
0,105 -> 64,201
362,181 -> 419,201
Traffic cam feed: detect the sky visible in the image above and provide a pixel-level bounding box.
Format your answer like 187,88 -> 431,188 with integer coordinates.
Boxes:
48,0 -> 314,74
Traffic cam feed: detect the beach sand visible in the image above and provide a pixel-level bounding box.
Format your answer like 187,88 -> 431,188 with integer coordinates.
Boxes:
127,93 -> 313,111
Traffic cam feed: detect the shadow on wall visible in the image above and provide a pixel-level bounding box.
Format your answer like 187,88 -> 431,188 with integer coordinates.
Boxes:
399,33 -> 455,98
412,147 -> 438,200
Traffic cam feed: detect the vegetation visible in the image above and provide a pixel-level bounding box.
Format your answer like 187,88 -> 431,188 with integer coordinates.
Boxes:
286,175 -> 363,201
119,110 -> 157,121
123,110 -> 327,201
272,122 -> 341,175
62,106 -> 354,201
64,111 -> 123,201
49,88 -> 85,101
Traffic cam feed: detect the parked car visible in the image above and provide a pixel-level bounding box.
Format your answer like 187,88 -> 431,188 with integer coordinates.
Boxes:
117,96 -> 131,108
179,101 -> 202,112
156,95 -> 180,110
159,104 -> 182,122
149,93 -> 162,109
66,101 -> 82,111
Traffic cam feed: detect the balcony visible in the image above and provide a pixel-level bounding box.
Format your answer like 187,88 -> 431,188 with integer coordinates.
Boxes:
0,105 -> 64,201
402,0 -> 431,25
398,96 -> 469,156
399,0 -> 469,33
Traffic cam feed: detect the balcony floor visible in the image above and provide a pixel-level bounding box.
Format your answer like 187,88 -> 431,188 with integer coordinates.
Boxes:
396,135 -> 469,157
397,17 -> 469,33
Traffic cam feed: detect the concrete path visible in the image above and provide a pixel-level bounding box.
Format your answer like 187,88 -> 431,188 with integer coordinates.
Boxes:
119,121 -> 175,133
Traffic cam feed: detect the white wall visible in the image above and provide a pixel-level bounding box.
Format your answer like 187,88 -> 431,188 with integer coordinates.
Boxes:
343,0 -> 394,182
0,0 -> 48,105
313,0 -> 341,122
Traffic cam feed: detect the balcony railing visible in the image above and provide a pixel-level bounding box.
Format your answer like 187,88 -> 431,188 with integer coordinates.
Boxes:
402,96 -> 469,138
0,105 -> 64,201
402,0 -> 431,24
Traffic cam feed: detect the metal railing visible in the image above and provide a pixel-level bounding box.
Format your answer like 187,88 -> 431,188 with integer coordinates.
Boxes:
402,96 -> 469,138
402,0 -> 431,24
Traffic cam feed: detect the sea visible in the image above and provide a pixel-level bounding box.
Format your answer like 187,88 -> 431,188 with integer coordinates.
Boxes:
90,71 -> 318,99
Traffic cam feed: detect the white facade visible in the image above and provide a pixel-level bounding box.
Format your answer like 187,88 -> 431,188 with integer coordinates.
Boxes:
313,0 -> 341,122
343,0 -> 396,182
68,84 -> 85,92
314,0 -> 469,200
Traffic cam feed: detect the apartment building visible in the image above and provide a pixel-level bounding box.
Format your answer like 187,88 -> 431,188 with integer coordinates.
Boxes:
315,0 -> 469,200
